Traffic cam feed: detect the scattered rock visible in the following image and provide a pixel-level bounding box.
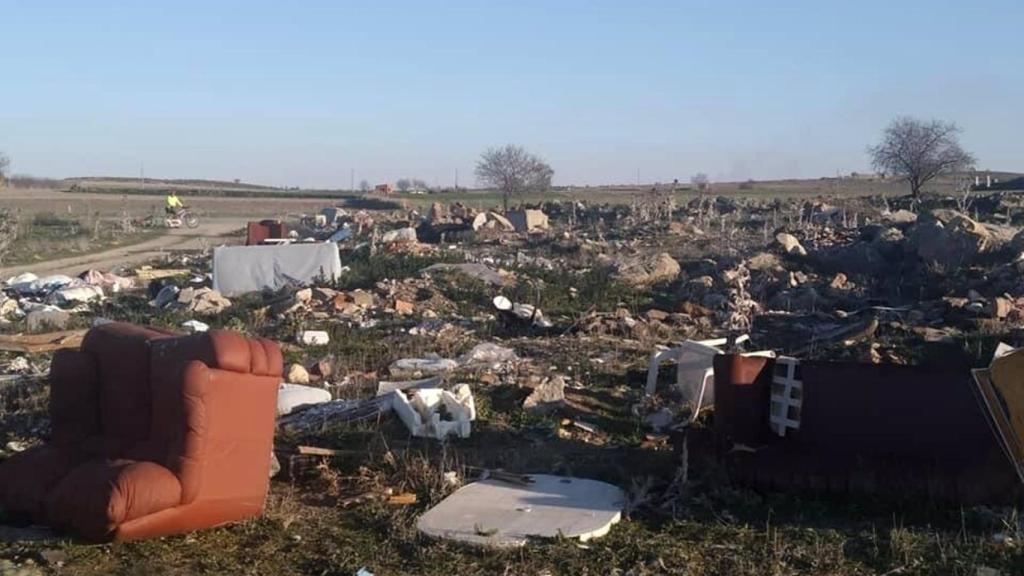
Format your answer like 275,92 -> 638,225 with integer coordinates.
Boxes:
269,452 -> 281,479
181,319 -> 210,333
26,308 -> 70,332
746,252 -> 783,272
829,273 -> 848,290
506,209 -> 550,233
644,407 -> 675,432
994,297 -> 1013,319
459,342 -> 517,365
287,363 -> 311,385
523,375 -> 566,414
382,227 -> 418,244
645,309 -> 669,322
774,232 -> 807,256
187,288 -> 231,315
297,330 -> 330,346
883,209 -> 917,224
393,299 -> 415,316
910,211 -> 993,268
615,252 -> 681,287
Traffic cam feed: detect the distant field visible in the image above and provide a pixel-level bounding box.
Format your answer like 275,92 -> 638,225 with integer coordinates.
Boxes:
8,171 -> 1022,219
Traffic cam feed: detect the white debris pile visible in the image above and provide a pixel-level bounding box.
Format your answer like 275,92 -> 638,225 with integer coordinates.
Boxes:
393,384 -> 476,440
493,296 -> 553,328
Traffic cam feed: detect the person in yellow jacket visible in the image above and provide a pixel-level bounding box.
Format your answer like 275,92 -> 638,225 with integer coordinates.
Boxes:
165,190 -> 184,215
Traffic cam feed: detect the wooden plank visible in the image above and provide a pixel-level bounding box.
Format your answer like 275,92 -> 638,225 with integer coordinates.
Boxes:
0,330 -> 87,354
133,268 -> 190,281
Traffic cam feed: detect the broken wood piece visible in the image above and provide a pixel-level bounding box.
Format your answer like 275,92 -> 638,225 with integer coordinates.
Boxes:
388,492 -> 418,505
0,330 -> 87,354
133,268 -> 191,281
296,445 -> 343,456
276,394 -> 394,433
570,420 -> 600,434
339,488 -> 392,509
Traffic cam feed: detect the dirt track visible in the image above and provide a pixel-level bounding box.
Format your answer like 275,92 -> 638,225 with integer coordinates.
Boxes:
0,218 -> 247,278
0,188 -> 358,278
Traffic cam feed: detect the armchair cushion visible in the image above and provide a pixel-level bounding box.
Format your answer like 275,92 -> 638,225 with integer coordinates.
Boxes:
45,459 -> 182,542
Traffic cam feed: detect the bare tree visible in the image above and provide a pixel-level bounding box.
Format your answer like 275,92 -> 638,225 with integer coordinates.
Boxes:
868,117 -> 975,198
690,172 -> 710,192
359,179 -> 371,192
475,144 -> 554,212
953,172 -> 976,213
0,152 -> 9,187
411,178 -> 429,191
395,178 -> 412,192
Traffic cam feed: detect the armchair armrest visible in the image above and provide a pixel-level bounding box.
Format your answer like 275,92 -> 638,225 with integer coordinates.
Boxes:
172,361 -> 280,505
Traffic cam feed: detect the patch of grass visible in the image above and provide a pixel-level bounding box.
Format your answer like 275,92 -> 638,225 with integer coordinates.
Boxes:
504,265 -> 649,319
333,248 -> 465,291
2,213 -> 160,267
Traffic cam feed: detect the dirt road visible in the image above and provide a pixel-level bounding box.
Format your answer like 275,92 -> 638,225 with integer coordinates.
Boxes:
0,218 -> 246,278
0,187 -> 357,278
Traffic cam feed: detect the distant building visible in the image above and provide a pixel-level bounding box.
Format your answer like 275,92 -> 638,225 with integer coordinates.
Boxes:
374,183 -> 393,194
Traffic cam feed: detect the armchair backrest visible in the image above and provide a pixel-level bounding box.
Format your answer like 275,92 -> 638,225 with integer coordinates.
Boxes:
51,322 -> 283,506
78,323 -> 178,457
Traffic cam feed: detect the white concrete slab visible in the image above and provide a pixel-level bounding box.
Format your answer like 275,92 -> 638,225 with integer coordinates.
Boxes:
417,474 -> 624,547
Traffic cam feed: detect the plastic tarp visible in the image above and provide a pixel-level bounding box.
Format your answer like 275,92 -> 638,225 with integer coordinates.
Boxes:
212,243 -> 342,296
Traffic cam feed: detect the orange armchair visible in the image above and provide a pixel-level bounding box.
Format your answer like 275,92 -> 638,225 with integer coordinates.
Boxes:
0,322 -> 283,542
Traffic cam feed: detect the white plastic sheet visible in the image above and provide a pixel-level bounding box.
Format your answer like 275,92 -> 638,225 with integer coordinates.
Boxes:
212,243 -> 342,296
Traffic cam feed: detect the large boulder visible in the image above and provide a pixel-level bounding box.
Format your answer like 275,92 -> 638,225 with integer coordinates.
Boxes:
523,376 -> 566,414
908,212 -> 994,268
774,233 -> 807,256
746,252 -> 784,272
614,252 -> 681,287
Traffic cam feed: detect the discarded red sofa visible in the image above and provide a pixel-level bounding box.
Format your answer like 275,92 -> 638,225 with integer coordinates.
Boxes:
712,354 -> 1019,503
0,322 -> 283,542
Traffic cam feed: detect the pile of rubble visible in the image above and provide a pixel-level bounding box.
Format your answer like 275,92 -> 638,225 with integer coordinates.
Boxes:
6,188 -> 1024,556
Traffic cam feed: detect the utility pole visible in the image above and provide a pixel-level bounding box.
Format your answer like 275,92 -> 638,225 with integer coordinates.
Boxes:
350,168 -> 355,192
455,168 -> 459,190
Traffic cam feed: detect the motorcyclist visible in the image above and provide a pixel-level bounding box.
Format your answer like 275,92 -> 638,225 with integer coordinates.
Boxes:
165,190 -> 184,215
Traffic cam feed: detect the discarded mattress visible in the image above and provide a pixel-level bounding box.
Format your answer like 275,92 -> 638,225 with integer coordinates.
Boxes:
417,474 -> 624,547
212,243 -> 343,296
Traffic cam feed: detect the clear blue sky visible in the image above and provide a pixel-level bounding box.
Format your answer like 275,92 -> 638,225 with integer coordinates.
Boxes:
1,0 -> 1020,188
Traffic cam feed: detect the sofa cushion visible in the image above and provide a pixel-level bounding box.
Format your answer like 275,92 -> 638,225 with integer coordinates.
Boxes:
45,459 -> 182,542
0,445 -> 85,521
